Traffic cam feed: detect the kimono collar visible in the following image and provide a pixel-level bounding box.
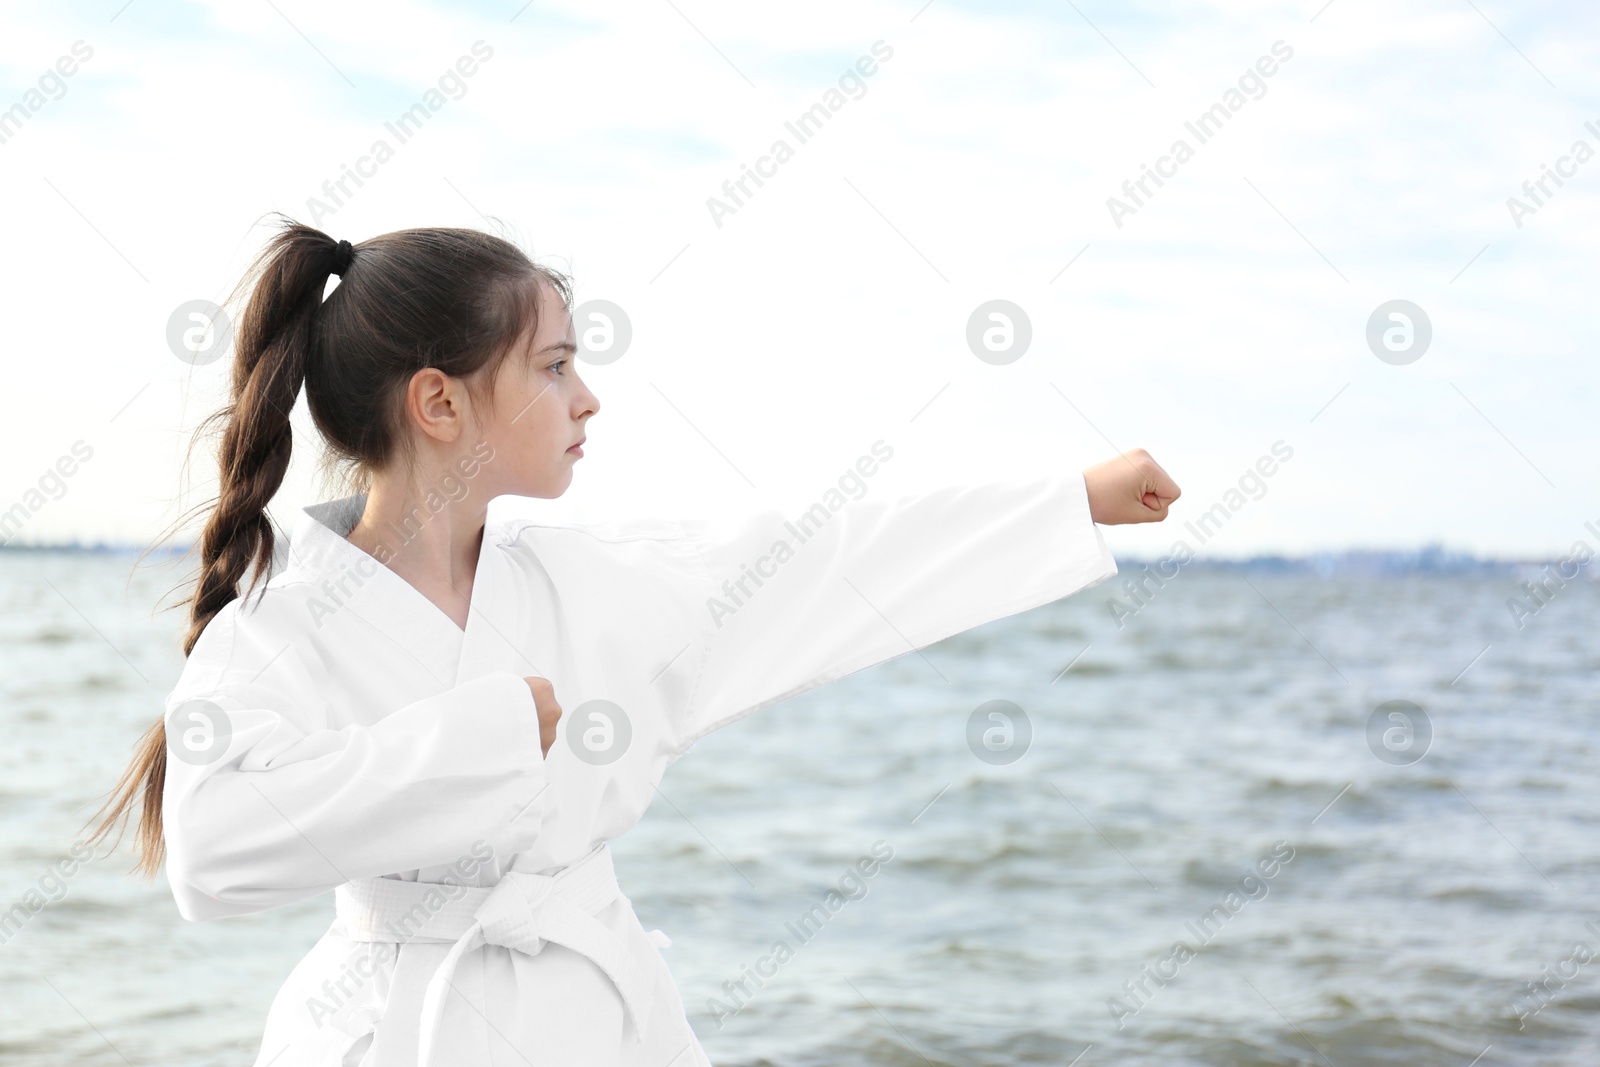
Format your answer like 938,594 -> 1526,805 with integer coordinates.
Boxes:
287,491 -> 372,578
286,491 -> 471,686
282,491 -> 544,689
303,492 -> 368,539
288,492 -> 541,564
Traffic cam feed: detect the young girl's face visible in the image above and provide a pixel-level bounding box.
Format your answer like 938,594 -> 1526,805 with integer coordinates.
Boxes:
475,278 -> 599,500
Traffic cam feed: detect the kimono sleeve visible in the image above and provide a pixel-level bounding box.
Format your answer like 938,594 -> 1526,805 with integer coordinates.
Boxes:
672,470 -> 1117,746
162,616 -> 554,921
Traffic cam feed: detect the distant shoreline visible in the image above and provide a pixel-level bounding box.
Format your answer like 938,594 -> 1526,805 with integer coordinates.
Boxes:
0,541 -> 1590,578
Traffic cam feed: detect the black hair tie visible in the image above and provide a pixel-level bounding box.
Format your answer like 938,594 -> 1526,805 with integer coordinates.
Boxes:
330,239 -> 354,277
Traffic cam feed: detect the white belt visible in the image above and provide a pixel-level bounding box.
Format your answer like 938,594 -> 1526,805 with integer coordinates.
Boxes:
333,843 -> 656,1063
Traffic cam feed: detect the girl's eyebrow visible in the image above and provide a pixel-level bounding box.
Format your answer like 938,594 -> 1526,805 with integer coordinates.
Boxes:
538,340 -> 577,354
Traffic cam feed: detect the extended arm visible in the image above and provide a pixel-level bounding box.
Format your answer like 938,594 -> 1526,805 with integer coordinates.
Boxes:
672,449 -> 1178,746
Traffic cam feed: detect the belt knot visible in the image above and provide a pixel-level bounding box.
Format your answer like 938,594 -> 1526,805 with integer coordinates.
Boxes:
334,844 -> 657,1065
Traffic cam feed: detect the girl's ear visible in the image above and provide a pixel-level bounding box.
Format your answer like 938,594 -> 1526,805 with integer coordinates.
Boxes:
407,367 -> 472,444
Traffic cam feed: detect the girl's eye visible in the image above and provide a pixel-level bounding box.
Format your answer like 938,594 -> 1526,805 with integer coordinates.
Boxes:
549,360 -> 566,375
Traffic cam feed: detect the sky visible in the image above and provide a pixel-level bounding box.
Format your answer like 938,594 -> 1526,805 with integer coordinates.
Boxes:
0,0 -> 1596,559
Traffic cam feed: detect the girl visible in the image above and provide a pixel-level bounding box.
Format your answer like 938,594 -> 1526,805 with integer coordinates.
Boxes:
88,220 -> 1179,1066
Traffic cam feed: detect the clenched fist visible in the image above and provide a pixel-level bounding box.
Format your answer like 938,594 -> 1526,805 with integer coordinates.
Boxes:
523,676 -> 563,758
1083,449 -> 1180,524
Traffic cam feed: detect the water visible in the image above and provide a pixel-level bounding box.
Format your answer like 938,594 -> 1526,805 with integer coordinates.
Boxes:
1,552 -> 1597,1065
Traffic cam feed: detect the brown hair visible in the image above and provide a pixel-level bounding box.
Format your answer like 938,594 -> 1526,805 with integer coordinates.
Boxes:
84,216 -> 572,876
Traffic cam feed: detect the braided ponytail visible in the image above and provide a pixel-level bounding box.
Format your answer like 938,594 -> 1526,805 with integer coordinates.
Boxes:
189,223 -> 350,652
85,221 -> 361,876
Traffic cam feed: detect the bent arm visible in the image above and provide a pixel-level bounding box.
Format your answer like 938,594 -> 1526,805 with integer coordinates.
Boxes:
162,669 -> 554,921
674,470 -> 1117,746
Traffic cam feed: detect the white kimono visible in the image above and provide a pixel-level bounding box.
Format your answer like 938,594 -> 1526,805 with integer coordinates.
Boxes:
160,472 -> 1117,1066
